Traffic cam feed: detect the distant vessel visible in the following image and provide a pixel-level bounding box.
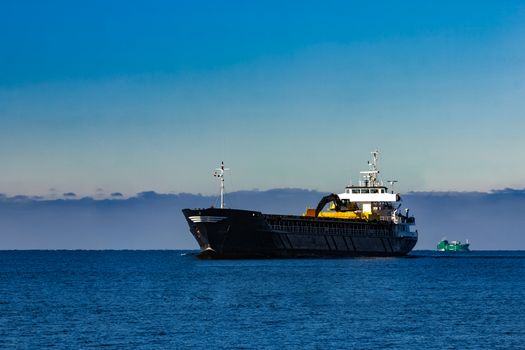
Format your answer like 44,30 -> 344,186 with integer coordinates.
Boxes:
182,151 -> 418,258
437,239 -> 470,252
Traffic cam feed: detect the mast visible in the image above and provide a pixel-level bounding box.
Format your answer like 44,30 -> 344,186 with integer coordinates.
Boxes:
213,161 -> 229,209
360,149 -> 381,187
387,180 -> 398,194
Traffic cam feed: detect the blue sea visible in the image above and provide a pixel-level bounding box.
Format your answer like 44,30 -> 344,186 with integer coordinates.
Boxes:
0,251 -> 524,349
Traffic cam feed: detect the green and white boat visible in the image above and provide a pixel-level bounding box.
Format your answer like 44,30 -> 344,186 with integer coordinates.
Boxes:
437,239 -> 470,252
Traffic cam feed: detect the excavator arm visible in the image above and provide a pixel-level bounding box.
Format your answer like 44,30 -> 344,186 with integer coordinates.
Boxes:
315,193 -> 343,217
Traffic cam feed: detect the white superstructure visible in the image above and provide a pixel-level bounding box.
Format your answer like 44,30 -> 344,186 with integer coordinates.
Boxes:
336,150 -> 408,225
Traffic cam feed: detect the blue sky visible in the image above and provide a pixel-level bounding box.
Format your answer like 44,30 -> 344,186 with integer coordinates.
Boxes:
1,0 -> 525,196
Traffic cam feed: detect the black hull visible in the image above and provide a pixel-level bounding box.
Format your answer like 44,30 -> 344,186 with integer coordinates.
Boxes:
182,208 -> 417,259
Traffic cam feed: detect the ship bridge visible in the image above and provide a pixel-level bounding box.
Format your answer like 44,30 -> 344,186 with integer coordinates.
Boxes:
337,186 -> 398,216
338,186 -> 397,203
336,150 -> 400,215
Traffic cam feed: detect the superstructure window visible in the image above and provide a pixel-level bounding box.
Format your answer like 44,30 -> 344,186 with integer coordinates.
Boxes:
370,189 -> 378,193
361,189 -> 370,193
352,189 -> 360,194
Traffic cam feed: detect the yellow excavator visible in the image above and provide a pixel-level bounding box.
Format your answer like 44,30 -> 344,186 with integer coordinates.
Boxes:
303,193 -> 379,221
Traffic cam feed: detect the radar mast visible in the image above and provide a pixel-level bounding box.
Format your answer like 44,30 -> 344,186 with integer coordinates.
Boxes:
360,150 -> 381,187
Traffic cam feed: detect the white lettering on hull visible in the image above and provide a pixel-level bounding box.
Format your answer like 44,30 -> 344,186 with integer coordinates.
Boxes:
188,216 -> 227,223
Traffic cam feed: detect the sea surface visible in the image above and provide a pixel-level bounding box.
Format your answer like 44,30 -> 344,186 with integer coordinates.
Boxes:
0,251 -> 524,349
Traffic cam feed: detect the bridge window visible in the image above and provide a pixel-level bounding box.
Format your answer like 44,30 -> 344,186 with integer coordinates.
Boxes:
370,189 -> 378,193
361,189 -> 369,193
352,189 -> 360,194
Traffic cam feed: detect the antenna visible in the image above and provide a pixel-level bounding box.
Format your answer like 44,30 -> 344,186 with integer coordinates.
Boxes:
387,180 -> 398,194
213,161 -> 229,209
370,150 -> 379,170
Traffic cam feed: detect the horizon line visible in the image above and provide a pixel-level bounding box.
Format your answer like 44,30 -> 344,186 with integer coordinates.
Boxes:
1,187 -> 524,201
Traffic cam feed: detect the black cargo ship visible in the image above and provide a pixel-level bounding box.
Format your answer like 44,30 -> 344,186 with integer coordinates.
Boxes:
182,152 -> 418,259
182,208 -> 417,258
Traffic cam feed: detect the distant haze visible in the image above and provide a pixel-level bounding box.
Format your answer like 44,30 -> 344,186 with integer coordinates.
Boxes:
1,188 -> 524,250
